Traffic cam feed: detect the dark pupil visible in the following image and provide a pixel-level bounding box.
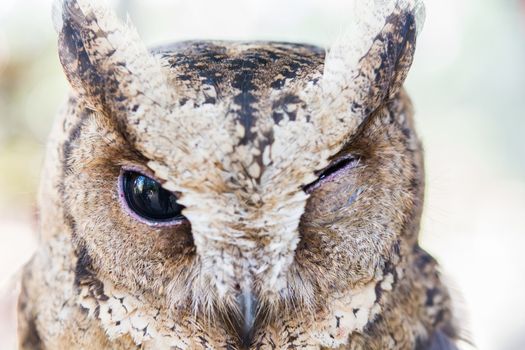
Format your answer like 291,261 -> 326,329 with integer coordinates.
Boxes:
123,171 -> 184,221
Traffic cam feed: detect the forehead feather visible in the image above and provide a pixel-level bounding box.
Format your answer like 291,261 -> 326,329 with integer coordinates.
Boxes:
143,41 -> 330,193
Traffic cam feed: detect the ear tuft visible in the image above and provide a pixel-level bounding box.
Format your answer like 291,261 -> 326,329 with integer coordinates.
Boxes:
55,0 -> 106,108
321,0 -> 424,130
54,0 -> 173,119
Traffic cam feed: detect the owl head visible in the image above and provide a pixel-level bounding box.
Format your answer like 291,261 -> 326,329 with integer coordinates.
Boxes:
51,0 -> 425,342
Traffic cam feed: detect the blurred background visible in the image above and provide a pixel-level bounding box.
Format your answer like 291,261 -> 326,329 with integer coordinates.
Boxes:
1,0 -> 524,349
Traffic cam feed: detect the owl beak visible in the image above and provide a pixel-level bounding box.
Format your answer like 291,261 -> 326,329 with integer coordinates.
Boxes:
236,290 -> 258,347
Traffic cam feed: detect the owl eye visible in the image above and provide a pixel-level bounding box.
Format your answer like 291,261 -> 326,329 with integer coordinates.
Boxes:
303,156 -> 359,193
120,170 -> 185,223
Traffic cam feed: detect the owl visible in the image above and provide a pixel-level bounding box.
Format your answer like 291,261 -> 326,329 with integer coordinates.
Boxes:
17,0 -> 460,349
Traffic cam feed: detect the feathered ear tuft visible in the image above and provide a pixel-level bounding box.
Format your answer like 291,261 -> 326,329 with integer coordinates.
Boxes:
321,0 -> 424,131
53,0 -> 173,121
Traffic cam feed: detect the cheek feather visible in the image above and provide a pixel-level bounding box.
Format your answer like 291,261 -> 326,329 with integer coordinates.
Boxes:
346,187 -> 365,207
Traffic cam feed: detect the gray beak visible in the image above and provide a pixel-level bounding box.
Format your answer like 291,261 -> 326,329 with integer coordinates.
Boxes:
236,290 -> 258,347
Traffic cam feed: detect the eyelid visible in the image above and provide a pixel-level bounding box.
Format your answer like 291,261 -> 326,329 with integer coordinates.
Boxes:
316,155 -> 358,177
120,164 -> 158,182
303,155 -> 360,193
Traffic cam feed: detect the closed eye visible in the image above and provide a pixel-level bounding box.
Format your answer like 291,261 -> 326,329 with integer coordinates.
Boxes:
303,156 -> 360,193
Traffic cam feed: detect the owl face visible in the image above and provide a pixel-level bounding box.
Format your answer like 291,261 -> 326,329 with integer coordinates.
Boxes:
55,0 -> 424,342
